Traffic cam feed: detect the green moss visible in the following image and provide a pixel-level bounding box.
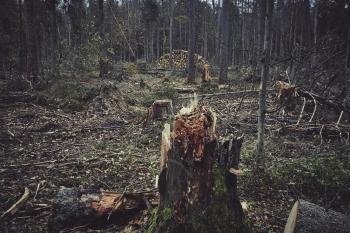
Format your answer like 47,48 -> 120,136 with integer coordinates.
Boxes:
146,208 -> 159,233
94,140 -> 109,150
190,166 -> 251,233
148,167 -> 251,233
146,208 -> 174,233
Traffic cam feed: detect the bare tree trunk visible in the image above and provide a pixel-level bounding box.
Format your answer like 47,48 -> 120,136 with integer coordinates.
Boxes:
256,0 -> 273,167
169,0 -> 174,68
345,26 -> 350,70
25,0 -> 40,81
187,0 -> 198,83
18,0 -> 27,75
98,0 -> 107,78
203,0 -> 208,59
311,0 -> 318,67
215,0 -> 222,64
219,0 -> 232,84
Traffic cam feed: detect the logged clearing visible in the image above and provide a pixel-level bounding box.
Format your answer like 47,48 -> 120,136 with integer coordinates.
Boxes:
1,69 -> 349,232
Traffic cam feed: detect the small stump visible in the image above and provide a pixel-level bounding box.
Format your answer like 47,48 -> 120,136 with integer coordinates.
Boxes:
145,100 -> 174,125
201,64 -> 211,83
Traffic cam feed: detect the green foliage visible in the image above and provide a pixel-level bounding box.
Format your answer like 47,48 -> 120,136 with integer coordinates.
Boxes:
142,86 -> 177,107
46,79 -> 99,112
265,154 -> 349,194
189,166 -> 251,233
199,82 -> 218,93
146,208 -> 174,233
124,63 -> 139,76
94,140 -> 109,150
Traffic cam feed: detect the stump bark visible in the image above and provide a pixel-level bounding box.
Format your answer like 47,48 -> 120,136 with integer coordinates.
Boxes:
149,106 -> 249,233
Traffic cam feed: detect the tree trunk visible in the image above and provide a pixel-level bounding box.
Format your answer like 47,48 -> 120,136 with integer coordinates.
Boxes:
256,0 -> 273,167
169,0 -> 174,68
187,0 -> 198,83
219,0 -> 232,84
149,106 -> 249,233
284,200 -> 350,233
25,0 -> 40,82
18,0 -> 26,75
98,0 -> 108,78
345,26 -> 350,70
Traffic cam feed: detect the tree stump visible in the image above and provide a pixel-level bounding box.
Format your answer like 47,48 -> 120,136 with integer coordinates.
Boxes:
148,106 -> 250,233
284,200 -> 350,233
201,64 -> 211,82
147,100 -> 174,120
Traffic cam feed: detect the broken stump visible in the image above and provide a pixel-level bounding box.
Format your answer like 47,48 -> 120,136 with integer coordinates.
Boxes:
148,105 -> 249,233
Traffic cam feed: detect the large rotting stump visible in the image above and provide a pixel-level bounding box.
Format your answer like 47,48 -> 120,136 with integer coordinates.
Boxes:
148,105 -> 250,233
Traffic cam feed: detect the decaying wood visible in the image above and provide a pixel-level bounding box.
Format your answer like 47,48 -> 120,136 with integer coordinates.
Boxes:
0,187 -> 30,220
274,81 -> 297,114
145,100 -> 174,126
273,81 -> 350,125
48,187 -> 158,232
150,102 -> 248,233
284,199 -> 350,233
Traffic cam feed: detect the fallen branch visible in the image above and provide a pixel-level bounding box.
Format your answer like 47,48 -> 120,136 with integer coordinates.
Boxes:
178,89 -> 274,99
296,97 -> 306,125
1,157 -> 98,169
0,187 -> 30,220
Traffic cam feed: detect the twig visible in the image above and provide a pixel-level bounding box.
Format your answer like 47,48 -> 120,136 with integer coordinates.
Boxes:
336,111 -> 344,127
319,125 -> 325,145
0,187 -> 30,220
34,181 -> 45,200
2,157 -> 98,169
296,97 -> 306,125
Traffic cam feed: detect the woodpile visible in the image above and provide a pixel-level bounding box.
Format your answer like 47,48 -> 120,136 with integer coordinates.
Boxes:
157,50 -> 210,72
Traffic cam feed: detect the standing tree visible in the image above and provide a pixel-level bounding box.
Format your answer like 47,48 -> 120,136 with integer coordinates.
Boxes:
219,0 -> 233,84
187,0 -> 198,83
256,0 -> 273,168
25,0 -> 40,82
169,0 -> 175,68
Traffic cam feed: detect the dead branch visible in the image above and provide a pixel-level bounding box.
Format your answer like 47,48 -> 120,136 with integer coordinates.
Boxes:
0,187 -> 30,220
296,97 -> 306,125
178,89 -> 274,99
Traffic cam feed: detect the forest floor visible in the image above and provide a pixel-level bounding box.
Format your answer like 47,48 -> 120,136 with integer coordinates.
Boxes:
0,66 -> 349,232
